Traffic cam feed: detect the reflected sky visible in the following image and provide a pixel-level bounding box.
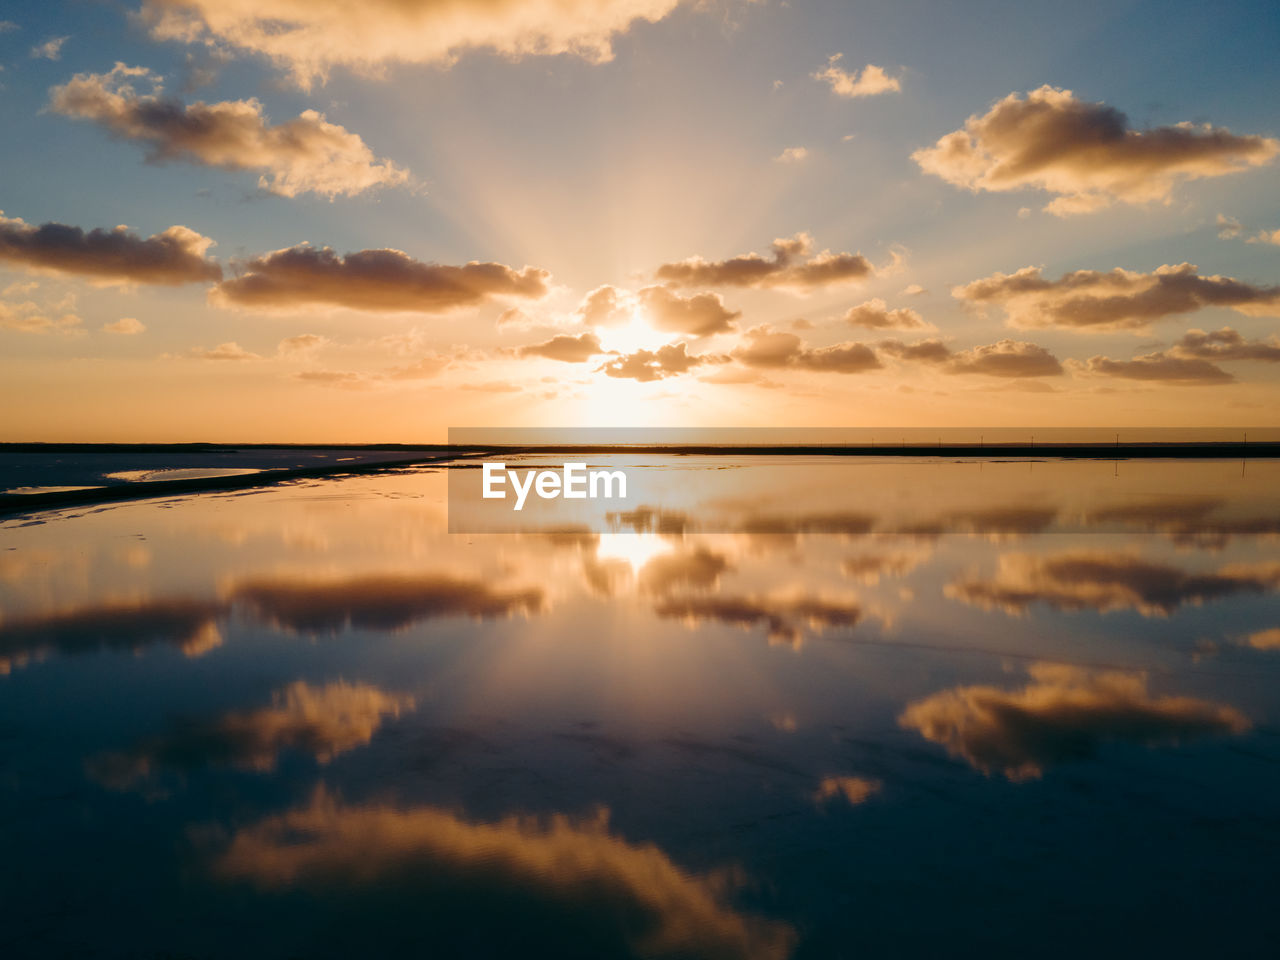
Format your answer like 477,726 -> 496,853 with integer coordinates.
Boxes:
2,457 -> 1279,957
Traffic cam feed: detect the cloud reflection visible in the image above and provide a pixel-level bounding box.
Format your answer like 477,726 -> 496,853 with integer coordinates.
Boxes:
899,663 -> 1249,780
210,788 -> 795,960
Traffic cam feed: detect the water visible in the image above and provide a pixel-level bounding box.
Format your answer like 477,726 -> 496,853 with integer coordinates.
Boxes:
1,456 -> 1278,958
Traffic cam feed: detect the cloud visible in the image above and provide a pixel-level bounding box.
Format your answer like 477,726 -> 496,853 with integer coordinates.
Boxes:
774,146 -> 808,163
574,284 -> 629,326
655,592 -> 862,646
0,210 -> 221,285
50,63 -> 409,199
139,0 -> 689,88
876,337 -> 952,363
386,354 -> 452,379
1244,628 -> 1280,651
1248,227 -> 1280,246
174,341 -> 261,361
733,325 -> 880,374
812,55 -> 900,98
638,285 -> 740,336
874,335 -> 1063,377
0,298 -> 82,334
519,331 -> 604,363
599,341 -> 719,382
1216,214 -> 1242,239
654,233 -> 873,291
953,262 -> 1280,331
946,339 -> 1063,377
230,573 -> 544,633
842,298 -> 927,330
208,788 -> 794,960
638,547 -> 730,594
0,598 -> 225,675
276,333 -> 328,355
102,316 -> 145,335
899,662 -> 1249,780
813,776 -> 881,805
213,244 -> 549,313
88,681 -> 412,788
1172,327 -> 1280,361
913,85 -> 1279,215
1075,352 -> 1233,384
293,369 -> 368,388
841,551 -> 927,584
946,550 -> 1280,617
0,21 -> 19,34
31,36 -> 68,60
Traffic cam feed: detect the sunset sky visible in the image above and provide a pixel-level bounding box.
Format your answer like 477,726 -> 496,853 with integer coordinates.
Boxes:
2,0 -> 1278,441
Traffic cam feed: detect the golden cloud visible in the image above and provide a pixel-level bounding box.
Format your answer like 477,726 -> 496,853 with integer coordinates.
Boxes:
1171,327 -> 1280,361
638,285 -> 741,336
733,325 -> 880,374
899,662 -> 1249,780
230,572 -> 544,633
842,298 -> 927,330
88,680 -> 413,788
213,244 -> 549,313
0,210 -> 220,285
655,233 -> 873,291
140,0 -> 688,87
50,63 -> 408,198
655,592 -> 862,646
209,788 -> 794,959
946,550 -> 1280,617
812,55 -> 900,98
519,332 -> 605,363
914,86 -> 1278,215
599,341 -> 722,381
953,262 -> 1280,331
1074,352 -> 1233,384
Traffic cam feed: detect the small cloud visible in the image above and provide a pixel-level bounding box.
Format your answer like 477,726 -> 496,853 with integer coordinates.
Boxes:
842,298 -> 928,330
102,317 -> 145,335
172,341 -> 261,361
775,146 -> 808,164
813,55 -> 900,98
656,233 -> 873,292
813,776 -> 881,806
1248,227 -> 1280,246
1216,214 -> 1242,239
31,35 -> 68,60
387,354 -> 451,379
1017,207 -> 1032,219
900,284 -> 925,297
276,333 -> 328,355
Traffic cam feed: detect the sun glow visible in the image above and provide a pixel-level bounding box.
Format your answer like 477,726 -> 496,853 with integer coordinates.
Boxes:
599,307 -> 671,355
594,532 -> 672,573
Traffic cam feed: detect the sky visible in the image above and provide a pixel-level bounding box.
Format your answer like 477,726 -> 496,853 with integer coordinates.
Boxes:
0,0 -> 1278,442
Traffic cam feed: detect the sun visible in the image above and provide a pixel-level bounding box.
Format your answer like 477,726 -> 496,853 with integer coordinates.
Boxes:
599,306 -> 670,355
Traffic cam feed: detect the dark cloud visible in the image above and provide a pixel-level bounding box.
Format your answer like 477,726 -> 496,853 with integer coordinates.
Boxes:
0,210 -> 220,285
519,332 -> 604,363
655,593 -> 862,646
946,339 -> 1063,377
877,338 -> 952,363
954,263 -> 1280,330
88,681 -> 413,788
914,85 -> 1279,215
214,244 -> 549,312
654,233 -> 873,291
1077,352 -> 1234,384
0,598 -> 225,674
946,550 -> 1280,617
1171,327 -> 1280,361
230,573 -> 544,633
733,325 -> 880,374
900,663 -> 1249,780
50,64 -> 408,198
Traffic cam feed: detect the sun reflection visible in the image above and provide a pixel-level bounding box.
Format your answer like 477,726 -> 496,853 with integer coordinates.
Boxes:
595,532 -> 672,573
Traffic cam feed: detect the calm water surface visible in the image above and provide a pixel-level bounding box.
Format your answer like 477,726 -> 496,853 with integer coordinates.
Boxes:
2,456 -> 1278,958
